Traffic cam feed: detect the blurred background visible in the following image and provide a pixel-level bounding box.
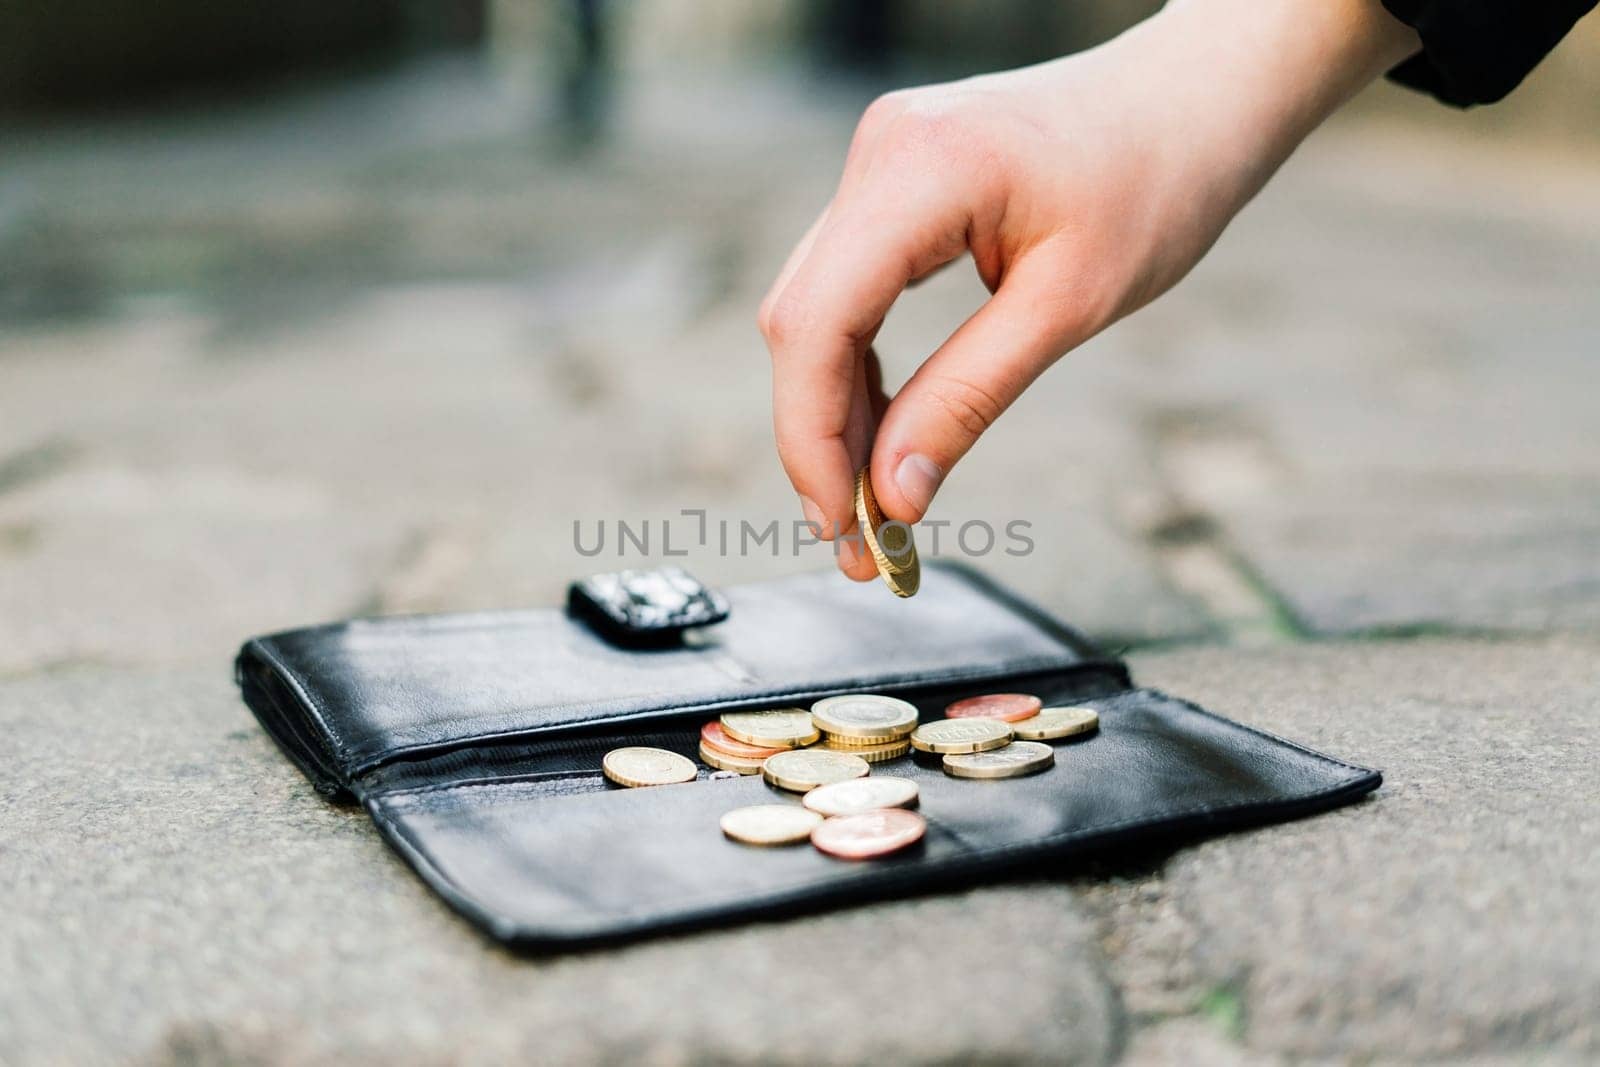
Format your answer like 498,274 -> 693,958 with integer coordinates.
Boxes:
2,0 -> 1598,670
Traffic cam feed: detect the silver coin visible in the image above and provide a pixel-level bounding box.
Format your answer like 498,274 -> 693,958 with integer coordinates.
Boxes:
802,776 -> 920,817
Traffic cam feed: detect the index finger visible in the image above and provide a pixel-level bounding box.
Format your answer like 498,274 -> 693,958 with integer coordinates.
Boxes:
762,197 -> 967,536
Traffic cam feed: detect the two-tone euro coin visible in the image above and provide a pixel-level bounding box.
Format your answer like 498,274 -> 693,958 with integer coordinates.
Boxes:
811,694 -> 918,741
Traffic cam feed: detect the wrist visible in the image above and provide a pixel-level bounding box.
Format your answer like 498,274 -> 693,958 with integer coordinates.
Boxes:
1118,0 -> 1418,215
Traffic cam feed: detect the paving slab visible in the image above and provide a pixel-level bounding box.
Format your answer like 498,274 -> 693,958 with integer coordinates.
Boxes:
1121,634 -> 1600,1062
1100,125 -> 1600,636
0,665 -> 1117,1066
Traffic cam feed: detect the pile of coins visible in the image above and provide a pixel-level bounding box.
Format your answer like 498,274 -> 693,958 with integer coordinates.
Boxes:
604,691 -> 1101,861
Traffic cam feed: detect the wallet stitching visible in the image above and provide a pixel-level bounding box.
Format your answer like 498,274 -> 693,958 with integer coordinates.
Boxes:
369,768 -> 1376,926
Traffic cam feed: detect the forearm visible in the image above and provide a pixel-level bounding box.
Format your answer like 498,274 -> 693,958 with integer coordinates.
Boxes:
1127,0 -> 1421,214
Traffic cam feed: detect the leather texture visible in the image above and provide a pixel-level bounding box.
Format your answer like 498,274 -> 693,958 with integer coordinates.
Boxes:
236,563 -> 1380,949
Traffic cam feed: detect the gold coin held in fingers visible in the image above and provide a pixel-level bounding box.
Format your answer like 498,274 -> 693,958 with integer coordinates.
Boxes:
942,741 -> 1056,780
855,467 -> 921,598
811,694 -> 919,740
698,740 -> 767,776
721,708 -> 821,748
720,804 -> 824,846
802,776 -> 920,818
1010,705 -> 1101,741
909,718 -> 1013,754
762,749 -> 871,793
602,746 -> 698,788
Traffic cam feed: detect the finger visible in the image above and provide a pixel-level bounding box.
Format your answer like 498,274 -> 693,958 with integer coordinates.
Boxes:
832,352 -> 883,580
863,346 -> 890,424
765,197 -> 968,537
869,256 -> 1088,523
758,203 -> 831,337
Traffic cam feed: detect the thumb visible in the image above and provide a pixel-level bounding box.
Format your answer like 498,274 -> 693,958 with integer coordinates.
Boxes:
869,260 -> 1088,523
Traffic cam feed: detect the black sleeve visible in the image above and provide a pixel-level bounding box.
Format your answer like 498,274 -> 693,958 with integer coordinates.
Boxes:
1380,0 -> 1596,105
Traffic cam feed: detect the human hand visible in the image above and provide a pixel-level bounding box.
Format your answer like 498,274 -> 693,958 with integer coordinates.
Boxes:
759,0 -> 1417,580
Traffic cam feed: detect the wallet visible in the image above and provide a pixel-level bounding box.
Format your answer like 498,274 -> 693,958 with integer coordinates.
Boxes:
235,563 -> 1380,950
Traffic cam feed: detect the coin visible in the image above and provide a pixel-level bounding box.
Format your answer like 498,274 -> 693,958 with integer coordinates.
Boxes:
708,770 -> 742,781
802,776 -> 919,818
944,693 -> 1043,723
810,694 -> 919,740
762,749 -> 871,793
721,709 -> 821,748
854,467 -> 920,598
1010,705 -> 1101,741
820,736 -> 911,762
701,721 -> 787,759
909,718 -> 1013,754
698,740 -> 767,776
720,804 -> 824,846
811,809 -> 926,860
602,746 -> 698,788
942,740 -> 1056,779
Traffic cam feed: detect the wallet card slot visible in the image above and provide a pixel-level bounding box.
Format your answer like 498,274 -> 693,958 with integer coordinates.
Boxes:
355,663 -> 1130,796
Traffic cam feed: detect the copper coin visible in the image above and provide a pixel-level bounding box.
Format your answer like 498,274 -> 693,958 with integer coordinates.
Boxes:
944,693 -> 1043,723
811,809 -> 926,860
700,721 -> 787,759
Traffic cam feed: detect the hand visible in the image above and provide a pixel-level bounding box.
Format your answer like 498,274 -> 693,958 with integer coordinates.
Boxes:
759,0 -> 1418,580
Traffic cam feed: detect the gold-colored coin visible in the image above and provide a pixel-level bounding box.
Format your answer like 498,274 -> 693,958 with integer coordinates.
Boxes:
762,749 -> 871,793
855,467 -> 920,598
721,709 -> 821,748
909,718 -> 1013,754
1010,705 -> 1101,741
602,746 -> 698,788
820,736 -> 911,763
698,740 -> 766,776
810,694 -> 919,740
802,776 -> 920,818
720,804 -> 824,846
942,740 -> 1056,780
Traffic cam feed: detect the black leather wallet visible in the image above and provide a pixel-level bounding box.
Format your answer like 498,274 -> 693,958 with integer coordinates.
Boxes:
235,563 -> 1379,949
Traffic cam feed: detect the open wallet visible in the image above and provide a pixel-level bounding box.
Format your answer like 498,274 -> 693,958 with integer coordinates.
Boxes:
235,562 -> 1380,950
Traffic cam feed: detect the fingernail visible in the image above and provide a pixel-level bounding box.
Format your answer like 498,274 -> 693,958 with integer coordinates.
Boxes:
894,453 -> 944,516
799,494 -> 827,535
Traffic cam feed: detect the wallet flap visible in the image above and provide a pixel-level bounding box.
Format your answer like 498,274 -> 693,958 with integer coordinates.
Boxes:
367,686 -> 1378,948
237,564 -> 1110,785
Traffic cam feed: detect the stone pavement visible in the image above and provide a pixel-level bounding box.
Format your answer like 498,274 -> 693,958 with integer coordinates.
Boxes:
2,61 -> 1598,1064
